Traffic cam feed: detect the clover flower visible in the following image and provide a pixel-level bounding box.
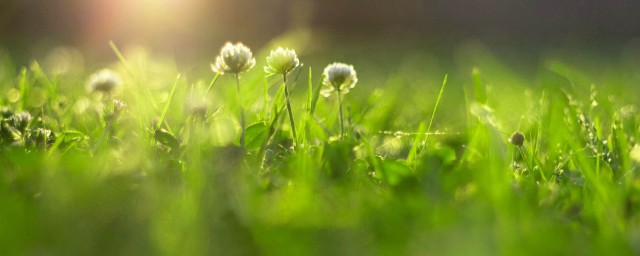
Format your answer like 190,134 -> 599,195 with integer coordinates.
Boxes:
113,99 -> 126,114
211,42 -> 256,74
26,128 -> 56,148
264,47 -> 300,75
321,63 -> 358,97
0,107 -> 14,118
211,42 -> 256,147
8,112 -> 32,132
264,47 -> 301,145
0,120 -> 21,143
87,69 -> 122,94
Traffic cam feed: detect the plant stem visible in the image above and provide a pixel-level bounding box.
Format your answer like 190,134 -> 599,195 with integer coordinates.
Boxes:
236,74 -> 245,147
337,89 -> 344,140
205,73 -> 220,96
283,74 -> 297,146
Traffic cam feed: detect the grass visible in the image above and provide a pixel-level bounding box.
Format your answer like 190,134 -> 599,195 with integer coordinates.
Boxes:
1,40 -> 640,256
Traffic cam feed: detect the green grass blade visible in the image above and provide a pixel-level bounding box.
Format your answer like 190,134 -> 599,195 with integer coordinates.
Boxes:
157,74 -> 181,130
472,68 -> 487,104
205,73 -> 220,96
17,67 -> 28,111
406,122 -> 427,167
417,74 -> 447,160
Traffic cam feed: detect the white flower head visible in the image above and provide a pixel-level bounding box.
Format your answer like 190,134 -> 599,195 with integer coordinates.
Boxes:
211,42 -> 256,74
87,69 -> 122,94
321,62 -> 358,97
113,99 -> 126,113
264,47 -> 300,75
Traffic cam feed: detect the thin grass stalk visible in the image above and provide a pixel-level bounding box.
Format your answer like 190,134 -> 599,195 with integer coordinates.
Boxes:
236,73 -> 246,147
283,74 -> 297,146
337,89 -> 345,140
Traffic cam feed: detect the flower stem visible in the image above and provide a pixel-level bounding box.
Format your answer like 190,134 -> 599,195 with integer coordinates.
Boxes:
236,74 -> 245,147
283,74 -> 297,146
337,89 -> 344,140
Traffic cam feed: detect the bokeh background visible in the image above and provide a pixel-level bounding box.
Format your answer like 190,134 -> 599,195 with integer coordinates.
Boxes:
2,0 -> 640,61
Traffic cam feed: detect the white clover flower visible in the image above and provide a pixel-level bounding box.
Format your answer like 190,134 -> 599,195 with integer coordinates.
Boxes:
211,42 -> 256,74
113,99 -> 126,113
320,62 -> 358,97
87,69 -> 122,94
264,47 -> 300,75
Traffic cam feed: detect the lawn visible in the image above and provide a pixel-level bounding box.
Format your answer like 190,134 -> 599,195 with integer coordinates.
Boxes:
1,34 -> 640,255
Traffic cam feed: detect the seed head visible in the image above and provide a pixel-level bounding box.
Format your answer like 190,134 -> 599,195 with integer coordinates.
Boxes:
211,42 -> 256,74
510,131 -> 525,146
87,69 -> 122,94
321,62 -> 358,97
264,47 -> 300,75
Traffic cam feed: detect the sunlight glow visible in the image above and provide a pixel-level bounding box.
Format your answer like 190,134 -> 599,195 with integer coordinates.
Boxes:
79,0 -> 211,51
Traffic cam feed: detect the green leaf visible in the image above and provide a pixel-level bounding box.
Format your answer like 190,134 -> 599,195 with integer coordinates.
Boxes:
154,129 -> 180,150
62,130 -> 87,143
472,68 -> 487,104
244,122 -> 269,151
157,74 -> 181,130
380,159 -> 413,186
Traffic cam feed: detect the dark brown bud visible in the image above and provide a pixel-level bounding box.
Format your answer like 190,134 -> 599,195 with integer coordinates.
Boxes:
510,132 -> 525,146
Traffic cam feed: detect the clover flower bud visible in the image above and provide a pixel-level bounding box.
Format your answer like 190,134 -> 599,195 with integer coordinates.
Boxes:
87,69 -> 122,94
264,47 -> 300,75
0,121 -> 21,142
0,107 -> 14,118
320,62 -> 358,97
26,128 -> 56,148
211,42 -> 256,74
113,99 -> 126,114
8,112 -> 32,132
510,131 -> 525,147
104,99 -> 126,123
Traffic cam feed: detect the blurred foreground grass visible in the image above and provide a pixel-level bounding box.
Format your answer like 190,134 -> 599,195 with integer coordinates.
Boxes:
1,35 -> 640,255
